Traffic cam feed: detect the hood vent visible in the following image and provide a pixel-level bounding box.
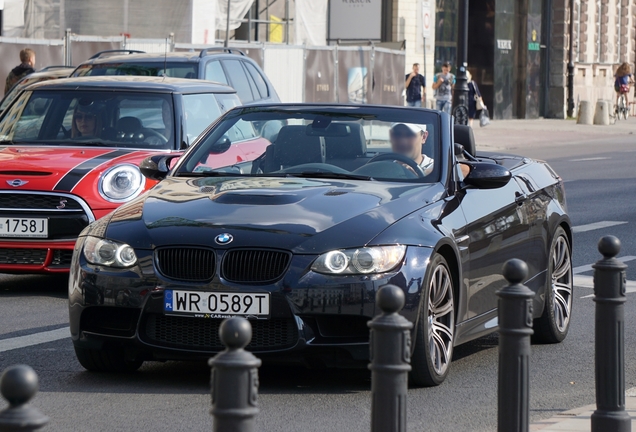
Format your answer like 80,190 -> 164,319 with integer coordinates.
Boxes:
0,171 -> 52,176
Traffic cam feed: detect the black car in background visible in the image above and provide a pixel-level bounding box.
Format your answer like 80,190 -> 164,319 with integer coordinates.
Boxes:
69,105 -> 573,387
71,48 -> 280,106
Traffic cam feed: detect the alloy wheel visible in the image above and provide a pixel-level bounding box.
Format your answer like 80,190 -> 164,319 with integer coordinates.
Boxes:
427,264 -> 455,376
551,235 -> 573,333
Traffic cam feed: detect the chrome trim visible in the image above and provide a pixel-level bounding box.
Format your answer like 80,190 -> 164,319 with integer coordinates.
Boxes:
0,190 -> 96,222
455,235 -> 470,243
0,208 -> 83,213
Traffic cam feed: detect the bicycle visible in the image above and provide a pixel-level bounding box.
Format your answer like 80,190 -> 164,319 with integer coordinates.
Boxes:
611,82 -> 633,124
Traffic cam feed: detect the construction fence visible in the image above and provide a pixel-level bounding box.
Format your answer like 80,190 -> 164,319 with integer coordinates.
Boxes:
0,34 -> 406,105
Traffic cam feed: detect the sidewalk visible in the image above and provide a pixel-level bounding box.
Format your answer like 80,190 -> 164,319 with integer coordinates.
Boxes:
531,396 -> 636,431
470,117 -> 636,151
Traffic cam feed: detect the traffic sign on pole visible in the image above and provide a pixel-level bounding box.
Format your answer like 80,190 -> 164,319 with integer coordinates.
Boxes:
422,0 -> 432,39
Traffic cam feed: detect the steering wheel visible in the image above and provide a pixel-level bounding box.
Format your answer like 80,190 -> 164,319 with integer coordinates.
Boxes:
365,152 -> 426,178
140,128 -> 169,146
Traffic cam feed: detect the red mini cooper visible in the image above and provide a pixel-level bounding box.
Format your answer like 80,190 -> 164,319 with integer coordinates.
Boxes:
0,76 -> 268,274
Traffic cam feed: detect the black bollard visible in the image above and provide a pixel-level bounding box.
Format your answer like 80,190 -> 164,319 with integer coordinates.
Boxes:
591,236 -> 631,432
209,317 -> 262,432
0,365 -> 49,432
497,259 -> 534,432
368,284 -> 413,432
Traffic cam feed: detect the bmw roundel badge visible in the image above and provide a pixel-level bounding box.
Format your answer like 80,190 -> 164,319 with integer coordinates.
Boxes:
215,233 -> 233,245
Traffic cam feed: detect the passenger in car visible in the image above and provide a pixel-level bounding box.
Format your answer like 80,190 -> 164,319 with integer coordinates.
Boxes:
71,103 -> 103,139
389,123 -> 434,175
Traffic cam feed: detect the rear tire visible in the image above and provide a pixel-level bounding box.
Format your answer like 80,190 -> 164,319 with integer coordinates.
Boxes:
533,227 -> 573,344
74,345 -> 143,373
410,254 -> 455,387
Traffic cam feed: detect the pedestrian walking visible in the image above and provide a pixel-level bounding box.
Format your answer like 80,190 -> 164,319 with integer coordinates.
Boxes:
432,61 -> 455,114
467,71 -> 484,127
405,63 -> 426,107
614,62 -> 634,108
5,48 -> 36,95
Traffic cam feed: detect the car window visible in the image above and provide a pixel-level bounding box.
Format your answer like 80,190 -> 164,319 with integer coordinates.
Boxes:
73,62 -> 199,79
215,93 -> 241,112
0,90 -> 175,149
222,60 -> 254,103
183,93 -> 222,144
204,60 -> 228,85
178,108 -> 441,183
244,62 -> 268,98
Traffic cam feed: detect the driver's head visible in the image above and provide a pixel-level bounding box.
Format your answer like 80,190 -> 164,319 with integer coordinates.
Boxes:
389,123 -> 428,161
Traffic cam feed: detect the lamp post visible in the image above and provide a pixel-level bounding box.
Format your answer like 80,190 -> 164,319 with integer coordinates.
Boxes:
224,0 -> 231,48
452,0 -> 469,125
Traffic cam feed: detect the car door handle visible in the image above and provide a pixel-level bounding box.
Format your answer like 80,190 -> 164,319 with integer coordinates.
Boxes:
515,192 -> 528,205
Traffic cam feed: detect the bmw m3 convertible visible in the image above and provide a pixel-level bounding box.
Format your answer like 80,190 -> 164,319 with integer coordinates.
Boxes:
69,104 -> 572,386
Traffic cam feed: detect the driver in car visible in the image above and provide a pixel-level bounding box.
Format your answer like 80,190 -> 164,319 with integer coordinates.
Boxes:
389,123 -> 434,176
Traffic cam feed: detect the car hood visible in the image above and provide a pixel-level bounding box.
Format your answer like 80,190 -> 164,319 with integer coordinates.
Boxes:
106,176 -> 445,253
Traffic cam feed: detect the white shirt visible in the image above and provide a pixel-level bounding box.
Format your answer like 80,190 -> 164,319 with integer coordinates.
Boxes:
420,155 -> 434,176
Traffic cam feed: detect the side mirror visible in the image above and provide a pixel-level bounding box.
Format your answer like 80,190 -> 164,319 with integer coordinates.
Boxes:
139,154 -> 180,181
463,162 -> 511,189
210,135 -> 232,154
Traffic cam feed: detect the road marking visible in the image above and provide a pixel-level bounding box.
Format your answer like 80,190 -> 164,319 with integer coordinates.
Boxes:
0,327 -> 69,353
573,255 -> 636,274
569,157 -> 611,162
572,221 -> 628,233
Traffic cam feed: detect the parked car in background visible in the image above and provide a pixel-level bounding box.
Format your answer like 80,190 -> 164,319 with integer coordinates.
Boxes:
71,48 -> 279,105
0,76 -> 267,274
0,66 -> 75,115
68,104 -> 572,388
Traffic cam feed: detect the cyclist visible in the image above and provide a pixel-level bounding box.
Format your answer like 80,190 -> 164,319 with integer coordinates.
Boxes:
614,62 -> 634,108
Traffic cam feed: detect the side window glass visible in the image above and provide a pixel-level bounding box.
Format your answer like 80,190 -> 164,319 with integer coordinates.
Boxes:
245,62 -> 268,98
204,60 -> 228,85
182,93 -> 223,143
223,60 -> 254,103
242,62 -> 261,100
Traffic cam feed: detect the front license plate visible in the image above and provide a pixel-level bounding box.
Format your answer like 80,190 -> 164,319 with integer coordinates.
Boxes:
164,290 -> 270,317
0,217 -> 48,238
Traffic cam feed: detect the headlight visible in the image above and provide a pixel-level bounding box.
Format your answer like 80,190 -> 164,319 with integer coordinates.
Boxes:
99,164 -> 145,202
83,236 -> 138,268
311,246 -> 406,275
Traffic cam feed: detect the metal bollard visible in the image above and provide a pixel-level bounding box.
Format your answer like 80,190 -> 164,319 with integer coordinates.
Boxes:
368,284 -> 413,432
0,365 -> 49,432
209,317 -> 262,432
591,236 -> 631,432
497,259 -> 534,432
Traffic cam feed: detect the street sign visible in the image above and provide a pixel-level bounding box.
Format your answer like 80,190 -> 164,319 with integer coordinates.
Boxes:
422,0 -> 432,39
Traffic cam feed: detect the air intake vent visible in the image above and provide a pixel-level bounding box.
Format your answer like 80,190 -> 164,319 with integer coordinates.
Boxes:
155,247 -> 216,282
221,249 -> 291,284
144,315 -> 298,351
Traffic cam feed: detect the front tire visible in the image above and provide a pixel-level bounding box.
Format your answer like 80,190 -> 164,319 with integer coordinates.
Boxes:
74,345 -> 143,373
533,227 -> 573,343
410,254 -> 455,387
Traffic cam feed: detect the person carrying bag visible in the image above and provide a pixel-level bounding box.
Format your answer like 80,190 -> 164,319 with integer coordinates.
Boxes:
467,71 -> 489,127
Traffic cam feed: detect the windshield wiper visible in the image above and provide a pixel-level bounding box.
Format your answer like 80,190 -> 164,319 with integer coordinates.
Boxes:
283,171 -> 372,181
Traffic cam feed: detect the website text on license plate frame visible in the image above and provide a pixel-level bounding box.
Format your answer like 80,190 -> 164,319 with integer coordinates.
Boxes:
0,217 -> 48,238
164,289 -> 270,317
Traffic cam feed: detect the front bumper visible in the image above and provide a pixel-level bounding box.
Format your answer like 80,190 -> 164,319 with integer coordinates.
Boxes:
0,240 -> 76,273
69,240 -> 433,365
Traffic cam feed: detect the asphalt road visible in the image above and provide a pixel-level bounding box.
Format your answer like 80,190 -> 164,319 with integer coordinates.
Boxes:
2,129 -> 636,431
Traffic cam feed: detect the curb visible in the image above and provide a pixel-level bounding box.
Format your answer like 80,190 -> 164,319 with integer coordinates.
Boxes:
530,395 -> 636,431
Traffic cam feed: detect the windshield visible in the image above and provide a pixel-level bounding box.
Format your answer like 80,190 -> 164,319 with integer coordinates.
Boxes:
73,62 -> 199,79
0,90 -> 176,149
177,107 -> 441,183
0,75 -> 62,112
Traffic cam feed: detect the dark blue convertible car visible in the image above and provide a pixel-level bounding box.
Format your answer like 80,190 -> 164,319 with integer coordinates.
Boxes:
68,104 -> 572,386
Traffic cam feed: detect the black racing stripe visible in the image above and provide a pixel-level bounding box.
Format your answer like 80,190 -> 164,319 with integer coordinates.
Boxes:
53,150 -> 132,192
